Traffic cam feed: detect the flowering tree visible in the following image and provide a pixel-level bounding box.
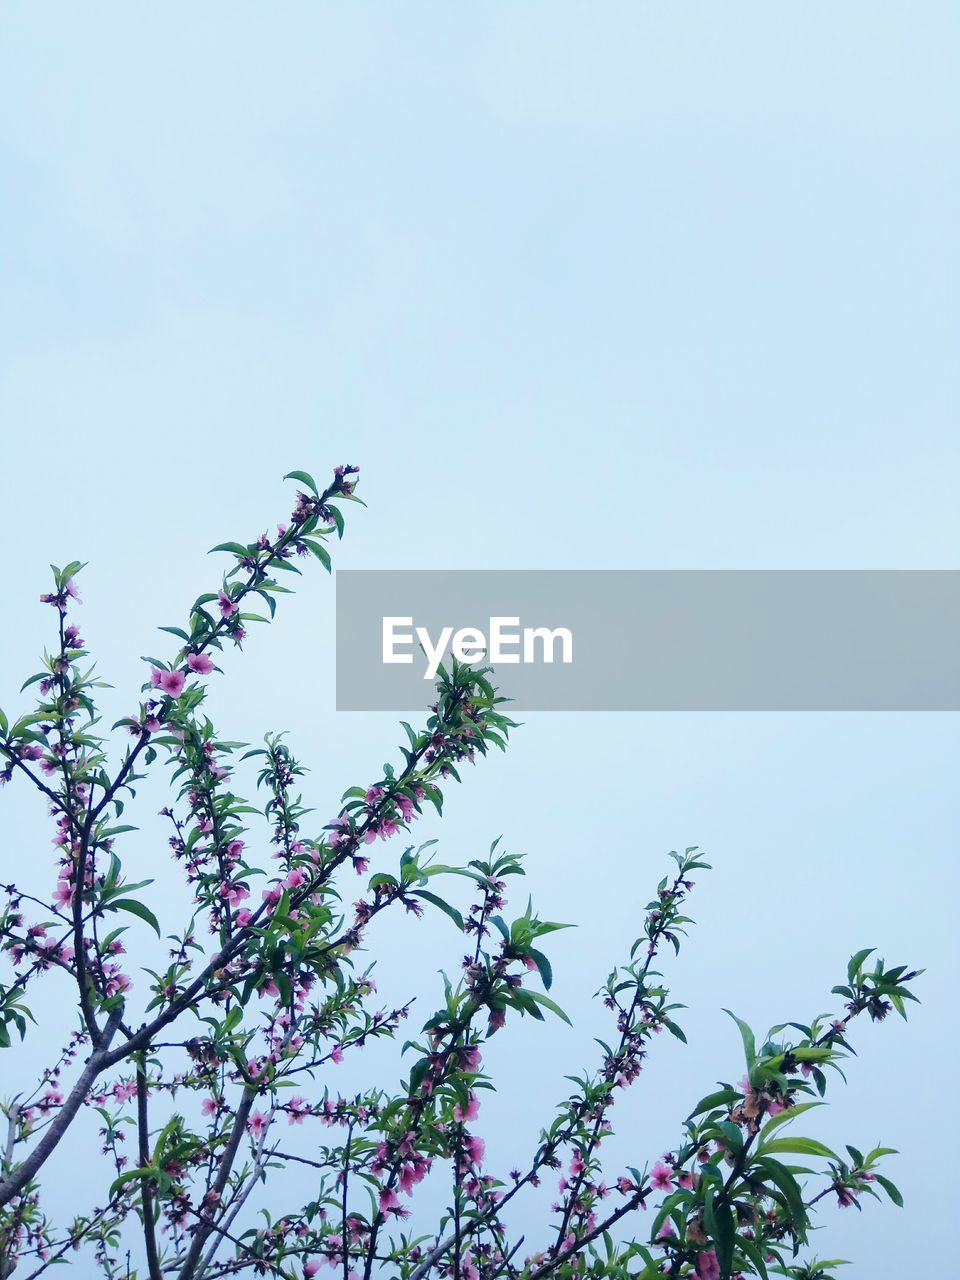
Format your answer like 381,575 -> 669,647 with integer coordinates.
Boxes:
0,465 -> 919,1280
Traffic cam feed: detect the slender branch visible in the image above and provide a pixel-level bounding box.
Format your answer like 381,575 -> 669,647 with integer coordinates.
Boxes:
177,1088 -> 256,1280
0,1005 -> 122,1209
137,1055 -> 163,1280
1,1098 -> 20,1172
194,1111 -> 277,1280
342,1121 -> 354,1280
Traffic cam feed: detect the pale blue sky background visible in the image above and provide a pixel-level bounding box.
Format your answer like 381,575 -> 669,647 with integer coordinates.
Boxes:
1,4 -> 957,1276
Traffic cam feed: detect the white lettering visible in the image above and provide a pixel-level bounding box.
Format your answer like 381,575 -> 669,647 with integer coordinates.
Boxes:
489,616 -> 521,664
451,627 -> 487,666
416,625 -> 454,680
382,617 -> 414,664
523,625 -> 573,664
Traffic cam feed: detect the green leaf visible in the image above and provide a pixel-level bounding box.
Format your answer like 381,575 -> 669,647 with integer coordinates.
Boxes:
874,1174 -> 904,1207
688,1087 -> 740,1120
847,948 -> 875,982
524,990 -> 572,1025
108,899 -> 161,937
326,504 -> 345,538
714,1199 -> 736,1280
737,1234 -> 770,1279
753,1157 -> 807,1229
649,1192 -> 683,1247
761,1137 -> 838,1161
489,915 -> 510,942
527,947 -> 553,990
414,891 -> 464,932
759,1101 -> 823,1139
109,1165 -> 156,1198
302,539 -> 332,571
283,469 -> 318,495
209,542 -> 250,557
723,1010 -> 756,1071
864,1145 -> 898,1164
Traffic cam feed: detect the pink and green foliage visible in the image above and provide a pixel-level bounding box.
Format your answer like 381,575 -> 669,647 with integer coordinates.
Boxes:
0,467 -> 919,1280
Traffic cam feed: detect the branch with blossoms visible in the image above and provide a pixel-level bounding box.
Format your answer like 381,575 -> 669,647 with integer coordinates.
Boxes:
397,886 -> 918,1280
0,465 -> 921,1280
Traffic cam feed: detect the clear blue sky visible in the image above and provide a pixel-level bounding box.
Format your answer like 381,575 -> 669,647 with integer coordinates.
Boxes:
1,4 -> 957,1275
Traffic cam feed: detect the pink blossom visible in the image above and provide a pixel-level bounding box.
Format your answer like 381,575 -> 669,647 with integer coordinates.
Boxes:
287,1096 -> 308,1124
154,670 -> 185,701
201,1098 -> 218,1117
460,1046 -> 482,1072
220,882 -> 250,908
53,879 -> 74,908
379,1187 -> 399,1214
330,1045 -> 344,1064
282,868 -> 306,889
159,669 -> 185,697
454,1093 -> 480,1123
650,1162 -> 673,1191
186,653 -> 215,674
398,1157 -> 430,1194
218,591 -> 238,618
246,1110 -> 268,1139
695,1250 -> 720,1280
